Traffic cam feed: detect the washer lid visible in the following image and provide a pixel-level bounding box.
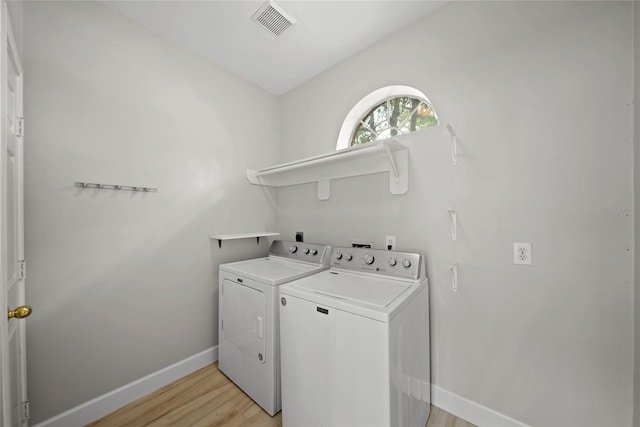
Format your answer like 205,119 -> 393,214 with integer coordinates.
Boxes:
293,271 -> 412,308
220,257 -> 326,285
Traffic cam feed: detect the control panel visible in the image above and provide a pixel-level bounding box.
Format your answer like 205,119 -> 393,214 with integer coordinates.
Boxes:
330,246 -> 424,280
269,240 -> 332,266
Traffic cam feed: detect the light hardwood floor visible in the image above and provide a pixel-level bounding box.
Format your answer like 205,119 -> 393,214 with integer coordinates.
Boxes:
86,363 -> 475,427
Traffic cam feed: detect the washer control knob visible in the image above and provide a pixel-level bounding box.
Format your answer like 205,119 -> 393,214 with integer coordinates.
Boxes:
303,248 -> 310,254
311,249 -> 318,255
346,254 -> 353,261
289,246 -> 297,253
281,297 -> 287,306
334,252 -> 343,260
388,257 -> 397,267
364,254 -> 375,265
402,258 -> 412,268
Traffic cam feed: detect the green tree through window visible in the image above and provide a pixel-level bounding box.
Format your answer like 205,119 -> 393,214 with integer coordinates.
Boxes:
351,96 -> 439,146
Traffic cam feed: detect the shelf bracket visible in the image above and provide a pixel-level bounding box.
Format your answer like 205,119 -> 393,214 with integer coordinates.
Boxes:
446,124 -> 458,166
318,180 -> 330,200
387,140 -> 400,177
217,236 -> 263,248
389,148 -> 408,195
448,210 -> 457,241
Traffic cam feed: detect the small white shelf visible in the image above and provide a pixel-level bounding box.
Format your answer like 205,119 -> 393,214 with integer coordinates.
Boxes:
210,232 -> 280,248
246,138 -> 409,200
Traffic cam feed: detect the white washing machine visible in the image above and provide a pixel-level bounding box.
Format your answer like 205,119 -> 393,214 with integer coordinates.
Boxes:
218,240 -> 332,416
279,246 -> 430,427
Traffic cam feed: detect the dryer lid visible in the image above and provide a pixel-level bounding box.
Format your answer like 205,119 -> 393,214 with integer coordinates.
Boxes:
220,257 -> 326,285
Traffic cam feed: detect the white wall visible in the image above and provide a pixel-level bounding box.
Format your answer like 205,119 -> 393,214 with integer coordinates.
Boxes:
6,1 -> 22,57
278,1 -> 634,426
634,0 -> 640,425
22,1 -> 279,423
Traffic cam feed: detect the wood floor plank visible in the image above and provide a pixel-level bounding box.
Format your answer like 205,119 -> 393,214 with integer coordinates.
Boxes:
145,383 -> 241,427
242,403 -> 262,420
240,409 -> 282,427
426,405 -> 445,427
188,400 -> 241,427
87,365 -> 226,426
195,409 -> 247,427
228,388 -> 257,417
86,363 -> 474,427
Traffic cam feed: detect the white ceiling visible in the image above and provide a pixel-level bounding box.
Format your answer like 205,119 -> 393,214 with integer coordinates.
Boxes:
104,1 -> 445,95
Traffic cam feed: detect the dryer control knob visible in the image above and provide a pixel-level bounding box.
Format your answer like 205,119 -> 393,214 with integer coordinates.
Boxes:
364,254 -> 375,265
303,248 -> 310,254
346,254 -> 353,261
289,246 -> 298,253
334,252 -> 343,260
311,249 -> 318,255
402,259 -> 412,268
281,297 -> 287,306
388,257 -> 397,266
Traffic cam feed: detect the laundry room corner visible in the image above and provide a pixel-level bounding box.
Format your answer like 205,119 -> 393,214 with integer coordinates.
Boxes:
8,0 -> 638,425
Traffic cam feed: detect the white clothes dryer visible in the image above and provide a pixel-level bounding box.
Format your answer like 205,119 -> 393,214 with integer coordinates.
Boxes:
279,246 -> 430,427
218,240 -> 331,416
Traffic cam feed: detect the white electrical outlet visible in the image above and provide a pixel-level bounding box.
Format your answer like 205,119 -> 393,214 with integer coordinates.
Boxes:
513,242 -> 532,265
386,235 -> 396,250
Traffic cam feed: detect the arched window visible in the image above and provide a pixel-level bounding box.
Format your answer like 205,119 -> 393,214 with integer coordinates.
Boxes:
336,85 -> 439,150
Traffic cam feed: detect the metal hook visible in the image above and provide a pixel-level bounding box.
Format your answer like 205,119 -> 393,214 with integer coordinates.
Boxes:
448,210 -> 457,241
446,124 -> 457,166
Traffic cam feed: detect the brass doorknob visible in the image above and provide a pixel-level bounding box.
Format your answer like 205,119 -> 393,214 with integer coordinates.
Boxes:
7,306 -> 31,319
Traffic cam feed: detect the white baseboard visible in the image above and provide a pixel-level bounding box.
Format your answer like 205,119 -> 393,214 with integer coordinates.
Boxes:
33,346 -> 218,427
34,351 -> 526,427
432,384 -> 530,427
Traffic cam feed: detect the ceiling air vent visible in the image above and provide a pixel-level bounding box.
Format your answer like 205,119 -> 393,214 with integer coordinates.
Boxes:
251,0 -> 296,37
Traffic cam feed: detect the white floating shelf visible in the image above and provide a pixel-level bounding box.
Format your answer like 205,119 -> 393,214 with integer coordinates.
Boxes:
247,138 -> 409,200
210,232 -> 280,248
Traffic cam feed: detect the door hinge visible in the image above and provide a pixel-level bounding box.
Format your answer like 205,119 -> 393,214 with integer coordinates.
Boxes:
18,260 -> 25,280
16,117 -> 24,137
23,400 -> 30,420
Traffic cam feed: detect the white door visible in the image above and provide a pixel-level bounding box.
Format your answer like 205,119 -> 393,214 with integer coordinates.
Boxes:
0,2 -> 28,426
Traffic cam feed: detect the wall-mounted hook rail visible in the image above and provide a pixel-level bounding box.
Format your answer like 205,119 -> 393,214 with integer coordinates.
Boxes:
74,182 -> 158,192
448,262 -> 459,292
448,210 -> 457,241
446,124 -> 457,166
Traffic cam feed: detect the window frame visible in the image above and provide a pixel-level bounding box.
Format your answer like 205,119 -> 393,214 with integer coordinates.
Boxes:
336,85 -> 438,150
